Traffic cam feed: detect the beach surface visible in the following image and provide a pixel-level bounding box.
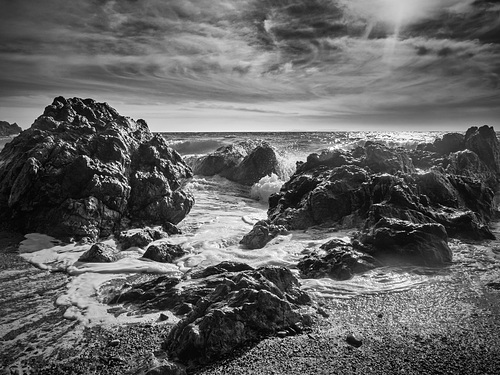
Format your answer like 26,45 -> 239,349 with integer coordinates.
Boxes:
2,230 -> 500,375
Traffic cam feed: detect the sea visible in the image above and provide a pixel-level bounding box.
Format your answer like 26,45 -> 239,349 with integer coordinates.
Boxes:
2,131 -> 500,328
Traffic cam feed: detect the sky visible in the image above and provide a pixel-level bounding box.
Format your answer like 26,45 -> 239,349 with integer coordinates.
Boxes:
0,0 -> 499,132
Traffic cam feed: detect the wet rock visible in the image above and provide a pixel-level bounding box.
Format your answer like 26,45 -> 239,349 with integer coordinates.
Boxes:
0,121 -> 22,136
363,142 -> 416,174
433,132 -> 465,155
239,220 -> 289,249
191,141 -> 286,185
165,266 -> 313,369
465,125 -> 500,173
143,243 -> 187,263
357,217 -> 452,266
298,239 -> 381,280
118,228 -> 167,249
346,334 -> 363,348
189,261 -> 254,279
0,97 -> 194,241
79,243 -> 118,263
145,361 -> 187,375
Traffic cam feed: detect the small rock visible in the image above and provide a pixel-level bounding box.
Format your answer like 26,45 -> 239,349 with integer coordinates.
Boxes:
377,313 -> 383,318
346,334 -> 362,348
317,307 -> 330,318
277,331 -> 288,338
159,313 -> 169,322
109,339 -> 120,347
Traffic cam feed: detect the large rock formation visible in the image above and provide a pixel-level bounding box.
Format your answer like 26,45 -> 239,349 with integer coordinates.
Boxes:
0,121 -> 22,136
109,263 -> 314,369
190,140 -> 288,185
242,126 -> 500,270
0,97 -> 194,241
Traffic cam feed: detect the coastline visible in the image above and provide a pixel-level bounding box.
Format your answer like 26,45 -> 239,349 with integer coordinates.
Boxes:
2,230 -> 500,374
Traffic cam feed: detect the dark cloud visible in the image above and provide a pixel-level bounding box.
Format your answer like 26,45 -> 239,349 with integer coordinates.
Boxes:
0,0 -> 499,130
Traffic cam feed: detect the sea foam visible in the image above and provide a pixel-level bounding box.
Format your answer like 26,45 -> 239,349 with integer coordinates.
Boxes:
250,173 -> 284,202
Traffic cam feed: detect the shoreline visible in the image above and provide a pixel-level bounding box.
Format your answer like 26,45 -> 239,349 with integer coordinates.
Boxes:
2,230 -> 500,374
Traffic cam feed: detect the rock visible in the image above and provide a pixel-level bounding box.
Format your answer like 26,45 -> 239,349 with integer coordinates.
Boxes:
164,266 -> 312,369
346,334 -> 363,348
191,141 -> 256,177
298,239 -> 381,280
239,220 -> 289,249
189,261 -> 254,279
143,243 -> 187,263
79,243 -> 118,263
109,339 -> 120,347
0,97 -> 194,241
357,217 -> 452,266
433,132 -> 465,155
118,228 -> 167,249
363,142 -> 416,174
191,141 -> 287,185
0,121 -> 22,136
465,125 -> 500,173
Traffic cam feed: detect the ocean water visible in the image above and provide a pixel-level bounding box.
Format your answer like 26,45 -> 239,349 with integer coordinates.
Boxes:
3,131 -> 500,327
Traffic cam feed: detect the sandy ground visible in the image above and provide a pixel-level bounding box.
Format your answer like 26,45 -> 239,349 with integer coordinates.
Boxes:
1,229 -> 500,374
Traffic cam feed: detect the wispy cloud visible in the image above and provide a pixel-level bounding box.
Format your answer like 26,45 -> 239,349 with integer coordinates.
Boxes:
0,0 -> 499,130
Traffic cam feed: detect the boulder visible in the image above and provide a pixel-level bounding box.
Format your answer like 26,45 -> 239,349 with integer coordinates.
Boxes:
118,228 -> 167,249
465,125 -> 500,173
164,266 -> 312,369
239,220 -> 289,249
362,142 -> 416,174
143,243 -> 187,263
79,243 -> 118,263
0,97 -> 194,241
433,132 -> 465,155
357,217 -> 452,266
191,141 -> 287,185
0,121 -> 22,136
298,239 -> 380,280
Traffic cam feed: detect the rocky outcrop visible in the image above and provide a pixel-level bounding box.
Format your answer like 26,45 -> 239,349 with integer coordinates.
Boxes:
143,243 -> 187,263
243,126 -> 500,271
164,266 -> 312,369
190,141 -> 288,185
109,263 -> 314,369
0,97 -> 194,241
79,243 -> 119,263
239,220 -> 288,249
298,239 -> 381,280
0,121 -> 22,136
117,228 -> 167,250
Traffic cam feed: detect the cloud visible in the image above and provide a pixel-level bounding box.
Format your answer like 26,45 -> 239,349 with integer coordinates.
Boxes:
0,0 -> 499,130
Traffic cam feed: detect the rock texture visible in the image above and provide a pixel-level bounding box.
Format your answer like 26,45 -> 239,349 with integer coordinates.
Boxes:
243,126 -> 500,271
190,140 -> 288,185
142,243 -> 187,263
0,97 -> 194,241
109,263 -> 313,370
0,121 -> 22,136
78,243 -> 119,263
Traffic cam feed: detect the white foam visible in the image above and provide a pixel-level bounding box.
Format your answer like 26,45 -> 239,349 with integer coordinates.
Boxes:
250,173 -> 284,203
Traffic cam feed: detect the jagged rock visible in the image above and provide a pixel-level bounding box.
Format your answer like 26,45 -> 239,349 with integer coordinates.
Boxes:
363,142 -> 416,174
118,228 -> 167,249
298,239 -> 381,280
465,125 -> 500,173
164,266 -> 312,369
191,141 -> 256,177
0,97 -> 194,241
188,261 -> 254,279
143,243 -> 187,263
191,141 -> 286,185
357,217 -> 452,266
239,220 -> 289,249
433,132 -> 465,155
0,121 -> 22,136
79,243 -> 118,263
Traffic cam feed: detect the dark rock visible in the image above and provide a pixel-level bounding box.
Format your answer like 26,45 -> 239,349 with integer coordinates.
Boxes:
118,228 -> 167,249
189,261 -> 254,279
159,313 -> 169,321
0,97 -> 194,241
357,217 -> 452,266
298,239 -> 381,280
164,266 -> 312,369
143,243 -> 187,263
363,142 -> 416,174
0,121 -> 22,136
239,220 -> 289,249
191,141 -> 287,185
433,132 -> 465,155
465,125 -> 500,173
346,334 -> 363,348
79,243 -> 118,263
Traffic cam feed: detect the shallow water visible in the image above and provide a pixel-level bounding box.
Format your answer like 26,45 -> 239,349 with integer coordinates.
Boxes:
8,130 -> 500,326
